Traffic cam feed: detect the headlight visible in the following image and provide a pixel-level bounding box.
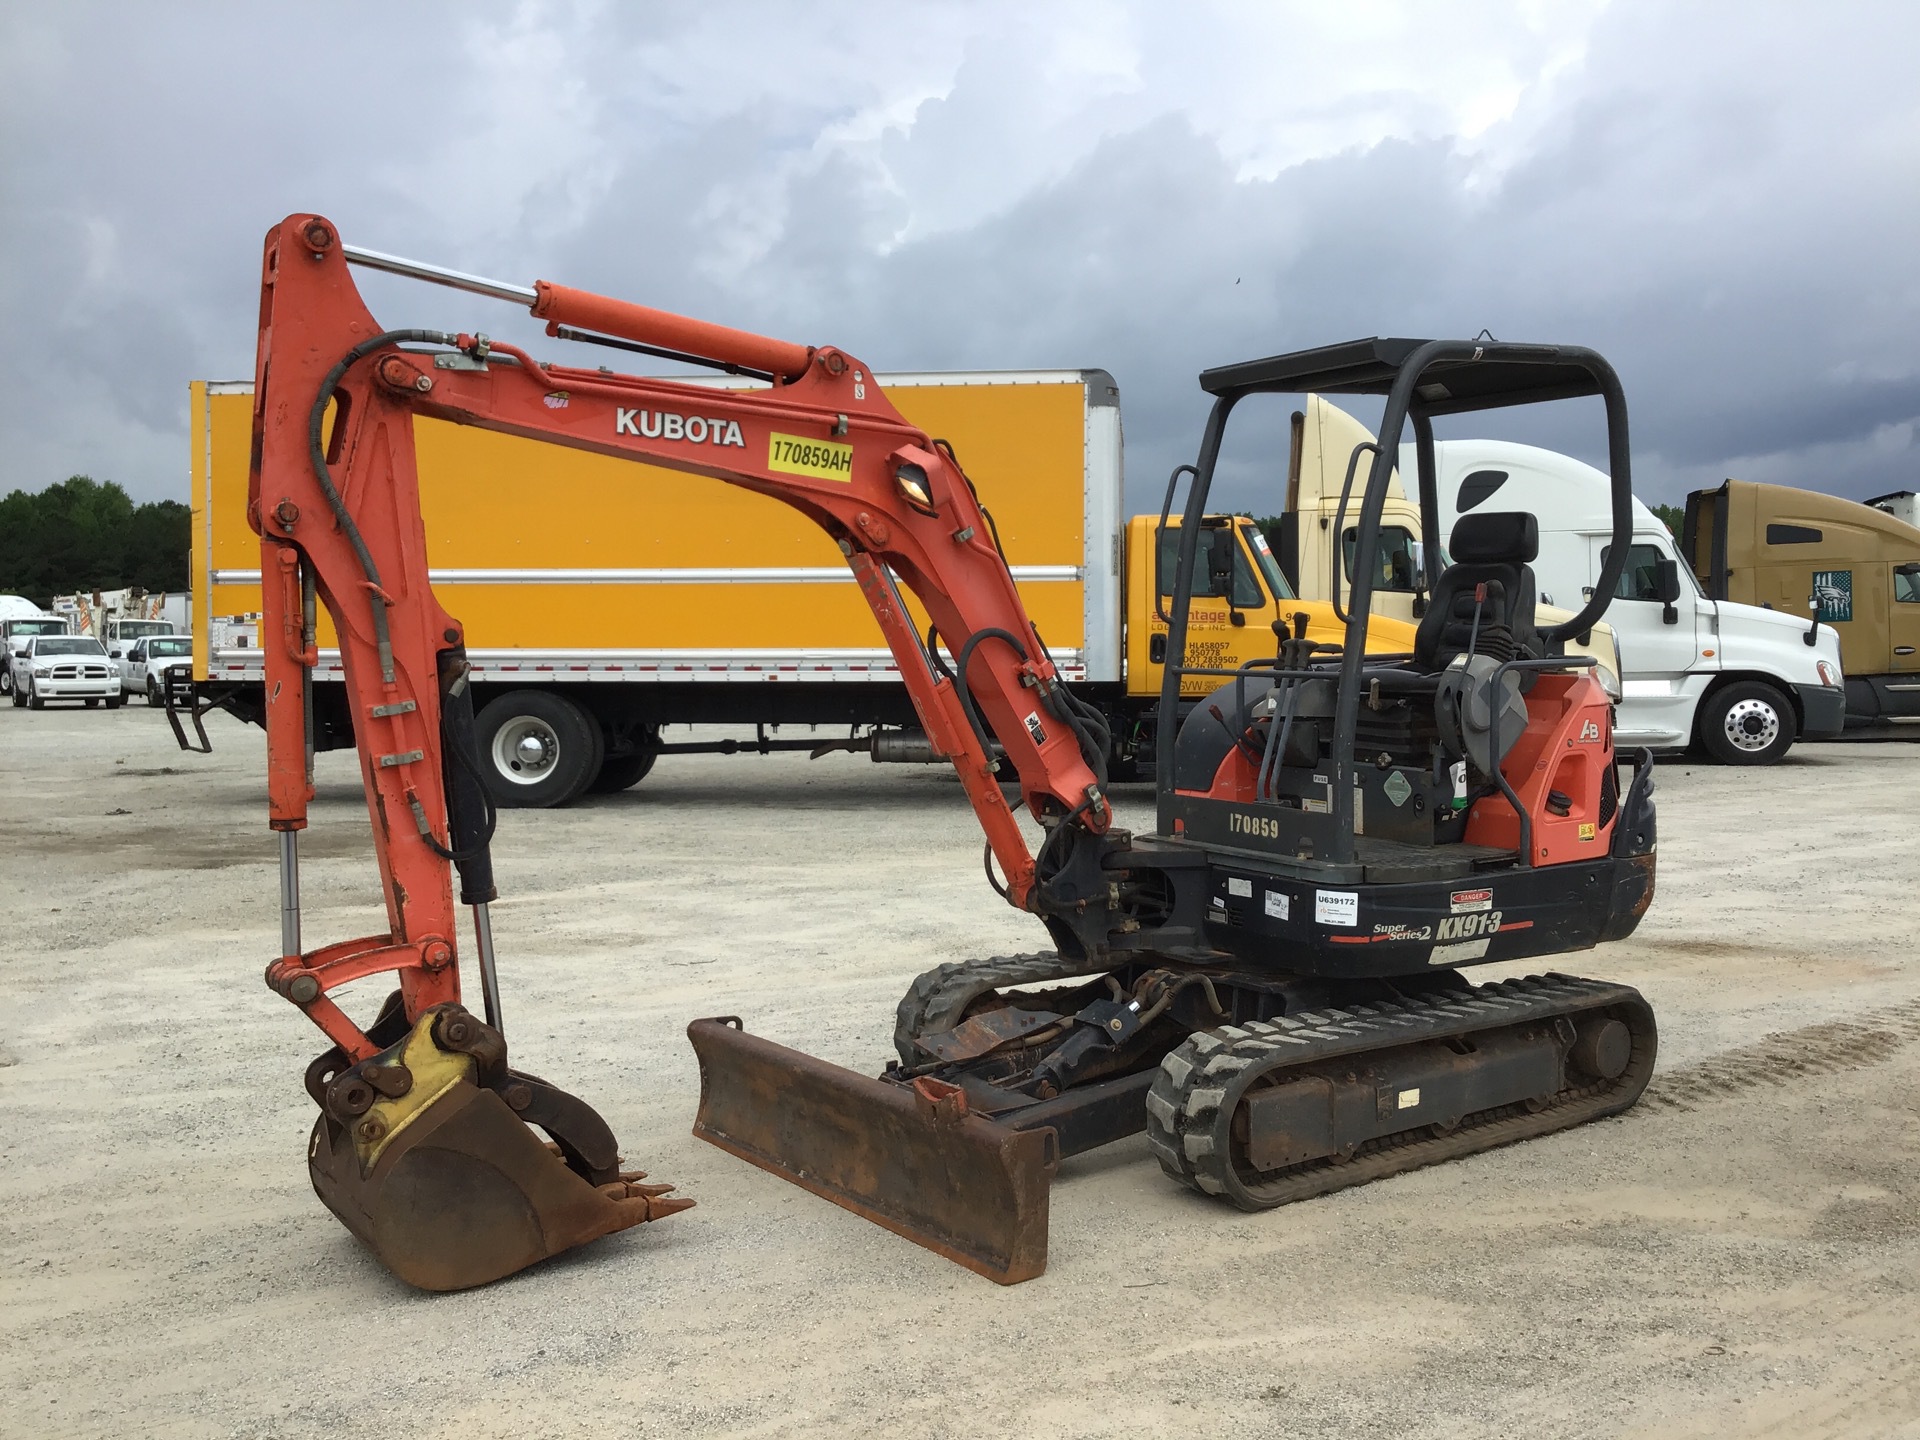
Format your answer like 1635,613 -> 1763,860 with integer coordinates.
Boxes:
1601,631 -> 1624,701
1817,659 -> 1841,687
33,666 -> 51,678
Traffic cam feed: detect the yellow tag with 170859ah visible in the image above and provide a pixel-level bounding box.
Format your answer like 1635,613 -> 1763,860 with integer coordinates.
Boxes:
768,432 -> 854,481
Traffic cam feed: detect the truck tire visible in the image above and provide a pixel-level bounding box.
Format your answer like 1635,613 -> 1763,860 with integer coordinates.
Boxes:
8,682 -> 22,708
1698,680 -> 1797,765
0,667 -> 11,695
104,692 -> 124,709
27,681 -> 44,710
474,690 -> 605,808
588,727 -> 661,794
146,680 -> 162,708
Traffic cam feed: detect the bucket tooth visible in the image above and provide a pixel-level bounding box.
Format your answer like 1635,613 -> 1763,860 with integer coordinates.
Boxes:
688,1017 -> 1058,1284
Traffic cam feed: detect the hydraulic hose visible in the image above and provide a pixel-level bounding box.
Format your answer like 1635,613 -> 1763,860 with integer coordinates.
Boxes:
306,328 -> 456,681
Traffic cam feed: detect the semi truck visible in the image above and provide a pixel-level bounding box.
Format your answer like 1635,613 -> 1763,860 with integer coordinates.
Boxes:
1273,395 -> 1844,763
1683,478 -> 1920,731
183,372 -> 1411,804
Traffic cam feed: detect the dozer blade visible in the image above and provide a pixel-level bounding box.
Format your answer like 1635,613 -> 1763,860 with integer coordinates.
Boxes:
688,1017 -> 1058,1284
309,1010 -> 691,1291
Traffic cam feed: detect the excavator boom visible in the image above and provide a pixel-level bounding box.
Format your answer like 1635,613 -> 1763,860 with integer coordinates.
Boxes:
249,214 -> 1117,1287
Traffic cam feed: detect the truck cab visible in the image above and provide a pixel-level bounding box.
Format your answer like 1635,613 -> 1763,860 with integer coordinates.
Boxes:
1122,512 -> 1403,700
1275,396 -> 1427,624
1686,478 -> 1920,730
1429,443 -> 1845,762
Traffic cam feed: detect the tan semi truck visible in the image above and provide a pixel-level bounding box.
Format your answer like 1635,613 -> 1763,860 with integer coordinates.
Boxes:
1684,478 -> 1920,730
183,371 -> 1410,803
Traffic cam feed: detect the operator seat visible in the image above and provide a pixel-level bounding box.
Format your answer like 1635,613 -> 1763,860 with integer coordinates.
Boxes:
1415,511 -> 1542,672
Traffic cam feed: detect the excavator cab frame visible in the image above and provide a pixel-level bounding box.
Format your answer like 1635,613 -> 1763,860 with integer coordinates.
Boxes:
1157,338 -> 1636,857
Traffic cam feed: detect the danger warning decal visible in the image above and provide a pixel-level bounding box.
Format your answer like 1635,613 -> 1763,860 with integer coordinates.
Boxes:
1450,888 -> 1493,914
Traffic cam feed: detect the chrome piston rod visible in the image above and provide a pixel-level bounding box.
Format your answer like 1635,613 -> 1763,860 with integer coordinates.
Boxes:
343,245 -> 537,306
278,831 -> 301,959
472,902 -> 503,1035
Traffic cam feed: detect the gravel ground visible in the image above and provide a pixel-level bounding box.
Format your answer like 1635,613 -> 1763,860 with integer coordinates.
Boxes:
2,701 -> 1918,1439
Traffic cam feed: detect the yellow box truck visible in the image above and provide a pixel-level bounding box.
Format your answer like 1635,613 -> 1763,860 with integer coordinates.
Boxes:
185,371 -> 1408,803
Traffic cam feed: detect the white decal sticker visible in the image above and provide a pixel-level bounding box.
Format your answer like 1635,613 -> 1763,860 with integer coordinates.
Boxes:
1450,888 -> 1493,914
1264,891 -> 1289,920
1315,890 -> 1358,927
1228,877 -> 1252,898
1397,1088 -> 1421,1110
1429,937 -> 1492,965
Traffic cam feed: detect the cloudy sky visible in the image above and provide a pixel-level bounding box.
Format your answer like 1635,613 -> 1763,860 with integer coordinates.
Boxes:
3,1 -> 1916,516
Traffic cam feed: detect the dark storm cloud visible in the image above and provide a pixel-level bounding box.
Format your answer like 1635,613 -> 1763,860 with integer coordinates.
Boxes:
2,1 -> 1915,517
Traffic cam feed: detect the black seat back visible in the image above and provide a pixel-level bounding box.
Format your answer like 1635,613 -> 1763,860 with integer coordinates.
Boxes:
1416,511 -> 1541,672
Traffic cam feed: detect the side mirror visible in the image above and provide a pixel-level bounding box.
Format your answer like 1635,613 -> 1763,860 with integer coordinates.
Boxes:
1205,529 -> 1236,599
1653,557 -> 1682,624
1653,558 -> 1683,604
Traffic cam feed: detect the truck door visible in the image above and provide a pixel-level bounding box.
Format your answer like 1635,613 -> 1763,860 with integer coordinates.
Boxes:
1340,521 -> 1423,623
1129,518 -> 1282,698
1589,534 -> 1704,703
1892,562 -> 1920,674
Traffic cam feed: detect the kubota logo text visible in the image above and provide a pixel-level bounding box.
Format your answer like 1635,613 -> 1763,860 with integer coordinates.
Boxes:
615,409 -> 747,447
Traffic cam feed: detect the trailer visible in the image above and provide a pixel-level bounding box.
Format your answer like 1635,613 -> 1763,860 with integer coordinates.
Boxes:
182,371 -> 1392,803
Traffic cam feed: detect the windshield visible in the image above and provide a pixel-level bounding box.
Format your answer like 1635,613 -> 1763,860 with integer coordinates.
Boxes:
36,637 -> 107,657
118,621 -> 173,639
10,619 -> 66,635
1242,525 -> 1295,599
147,637 -> 192,657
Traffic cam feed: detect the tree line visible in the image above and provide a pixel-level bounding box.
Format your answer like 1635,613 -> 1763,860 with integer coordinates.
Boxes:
0,477 -> 190,606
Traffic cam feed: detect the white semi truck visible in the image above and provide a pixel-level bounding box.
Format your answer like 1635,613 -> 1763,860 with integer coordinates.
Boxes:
1275,396 -> 1845,763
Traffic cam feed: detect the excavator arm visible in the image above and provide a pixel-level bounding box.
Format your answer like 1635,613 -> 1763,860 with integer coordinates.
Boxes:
248,213 -> 1118,1288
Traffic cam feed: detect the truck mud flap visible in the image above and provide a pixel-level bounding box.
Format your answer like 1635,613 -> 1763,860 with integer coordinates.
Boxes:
688,1017 -> 1058,1284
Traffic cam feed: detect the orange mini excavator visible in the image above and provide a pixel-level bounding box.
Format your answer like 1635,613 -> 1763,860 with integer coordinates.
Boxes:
250,214 -> 1657,1291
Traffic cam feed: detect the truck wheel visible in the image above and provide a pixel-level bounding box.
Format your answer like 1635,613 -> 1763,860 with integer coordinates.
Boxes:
474,691 -> 605,807
146,680 -> 161,708
1698,681 -> 1797,765
27,682 -> 44,710
0,668 -> 11,695
8,683 -> 21,708
105,692 -> 124,709
588,728 -> 661,794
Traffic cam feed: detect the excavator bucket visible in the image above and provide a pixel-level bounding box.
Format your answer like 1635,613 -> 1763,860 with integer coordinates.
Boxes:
308,1010 -> 691,1291
688,1017 -> 1058,1284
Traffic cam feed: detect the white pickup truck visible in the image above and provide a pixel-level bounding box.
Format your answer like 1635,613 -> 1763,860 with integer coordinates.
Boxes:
9,635 -> 121,709
117,634 -> 193,706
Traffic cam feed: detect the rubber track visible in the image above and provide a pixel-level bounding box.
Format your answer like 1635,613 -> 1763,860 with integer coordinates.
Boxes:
892,952 -> 1107,1065
1144,973 -> 1655,1211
